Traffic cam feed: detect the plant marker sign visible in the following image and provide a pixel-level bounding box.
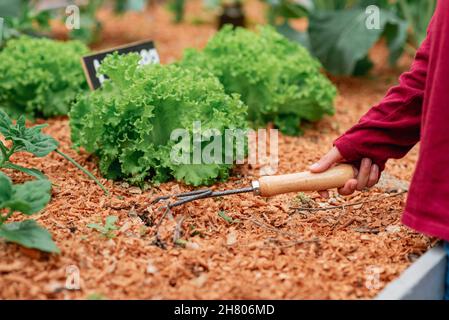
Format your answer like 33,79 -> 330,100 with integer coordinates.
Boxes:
81,39 -> 159,90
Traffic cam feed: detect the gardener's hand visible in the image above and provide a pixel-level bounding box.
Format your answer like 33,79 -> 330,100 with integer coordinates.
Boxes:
309,147 -> 380,198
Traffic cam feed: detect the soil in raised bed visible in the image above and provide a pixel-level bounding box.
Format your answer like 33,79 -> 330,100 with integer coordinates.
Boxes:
0,0 -> 432,300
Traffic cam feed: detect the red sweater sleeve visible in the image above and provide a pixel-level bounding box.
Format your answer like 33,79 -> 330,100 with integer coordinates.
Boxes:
334,24 -> 433,170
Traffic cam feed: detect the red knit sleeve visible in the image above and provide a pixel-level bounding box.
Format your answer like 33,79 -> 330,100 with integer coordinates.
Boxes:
334,21 -> 433,170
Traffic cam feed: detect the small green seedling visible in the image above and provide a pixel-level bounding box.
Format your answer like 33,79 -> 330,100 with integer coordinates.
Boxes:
174,238 -> 187,247
0,110 -> 108,194
189,224 -> 202,237
0,172 -> 59,253
218,210 -> 240,224
87,215 -> 119,238
295,192 -> 314,207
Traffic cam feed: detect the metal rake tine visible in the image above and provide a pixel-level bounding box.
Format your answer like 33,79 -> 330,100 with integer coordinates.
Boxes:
168,190 -> 214,208
151,189 -> 212,204
167,186 -> 255,208
152,186 -> 255,207
176,189 -> 212,198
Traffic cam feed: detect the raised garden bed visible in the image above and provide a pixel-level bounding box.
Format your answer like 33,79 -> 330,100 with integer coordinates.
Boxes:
0,115 -> 432,300
377,243 -> 447,300
0,0 -> 439,300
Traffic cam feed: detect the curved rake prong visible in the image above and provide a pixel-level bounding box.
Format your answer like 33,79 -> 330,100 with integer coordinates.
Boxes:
167,187 -> 255,208
151,189 -> 212,204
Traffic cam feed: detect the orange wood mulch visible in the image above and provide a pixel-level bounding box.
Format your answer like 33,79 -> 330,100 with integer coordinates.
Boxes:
0,0 -> 430,300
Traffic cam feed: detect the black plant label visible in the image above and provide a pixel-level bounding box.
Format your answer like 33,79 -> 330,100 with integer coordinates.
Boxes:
81,39 -> 159,90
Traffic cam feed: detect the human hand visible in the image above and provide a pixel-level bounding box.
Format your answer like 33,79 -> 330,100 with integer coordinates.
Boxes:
309,147 -> 380,198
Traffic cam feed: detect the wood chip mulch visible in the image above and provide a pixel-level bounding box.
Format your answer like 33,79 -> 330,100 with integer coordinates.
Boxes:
0,108 -> 431,299
0,0 -> 430,300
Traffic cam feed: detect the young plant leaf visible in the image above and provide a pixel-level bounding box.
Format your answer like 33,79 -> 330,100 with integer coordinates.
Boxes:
0,173 -> 51,215
218,210 -> 234,224
0,110 -> 59,157
0,172 -> 58,253
104,215 -> 118,228
0,220 -> 60,253
2,163 -> 47,180
87,223 -> 105,233
307,9 -> 383,75
9,116 -> 59,157
266,0 -> 412,76
0,109 -> 13,136
0,172 -> 13,203
0,110 -> 108,194
8,179 -> 52,215
87,215 -> 118,238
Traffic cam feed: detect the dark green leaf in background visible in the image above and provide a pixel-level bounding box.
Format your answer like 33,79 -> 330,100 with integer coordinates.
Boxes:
0,0 -> 23,17
384,17 -> 408,65
276,22 -> 310,49
115,0 -> 147,13
0,172 -> 13,204
307,8 -> 407,75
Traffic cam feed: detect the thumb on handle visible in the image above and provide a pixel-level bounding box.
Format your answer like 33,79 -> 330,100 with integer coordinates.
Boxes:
309,147 -> 344,173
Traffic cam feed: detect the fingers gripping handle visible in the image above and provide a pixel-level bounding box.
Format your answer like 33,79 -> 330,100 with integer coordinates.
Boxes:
256,164 -> 356,197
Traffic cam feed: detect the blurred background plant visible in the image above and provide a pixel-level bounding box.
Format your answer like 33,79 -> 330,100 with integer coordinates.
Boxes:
0,0 -> 52,43
167,0 -> 245,27
0,0 -> 148,46
167,0 -> 186,22
0,0 -> 437,74
396,0 -> 436,48
160,0 -> 437,75
264,0 -> 436,76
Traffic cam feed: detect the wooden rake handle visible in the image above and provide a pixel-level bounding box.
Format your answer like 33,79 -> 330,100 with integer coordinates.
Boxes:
255,164 -> 356,197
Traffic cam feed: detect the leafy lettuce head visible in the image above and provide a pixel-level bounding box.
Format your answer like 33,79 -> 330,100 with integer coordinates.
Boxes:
70,53 -> 248,186
180,25 -> 337,135
0,36 -> 89,119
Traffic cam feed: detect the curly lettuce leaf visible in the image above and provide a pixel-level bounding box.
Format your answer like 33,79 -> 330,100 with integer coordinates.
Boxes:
0,36 -> 89,119
70,53 -> 248,186
180,25 -> 336,135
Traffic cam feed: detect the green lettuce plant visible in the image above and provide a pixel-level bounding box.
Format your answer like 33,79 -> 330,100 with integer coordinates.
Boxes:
180,26 -> 336,135
70,53 -> 248,186
0,36 -> 89,119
